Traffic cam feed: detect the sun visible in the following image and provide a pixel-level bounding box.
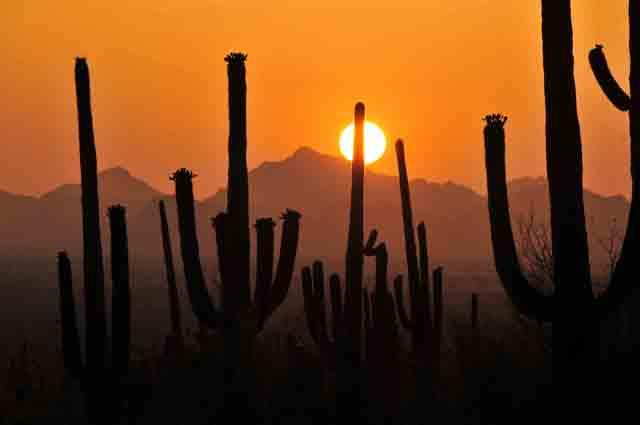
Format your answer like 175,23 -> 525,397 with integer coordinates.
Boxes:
339,121 -> 387,165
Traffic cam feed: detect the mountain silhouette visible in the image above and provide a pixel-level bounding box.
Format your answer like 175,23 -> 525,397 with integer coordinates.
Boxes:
0,147 -> 629,275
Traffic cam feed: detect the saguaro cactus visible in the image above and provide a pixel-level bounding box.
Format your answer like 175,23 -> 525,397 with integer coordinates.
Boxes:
345,102 -> 366,368
224,52 -> 251,318
158,200 -> 184,353
484,113 -> 639,411
392,139 -> 443,386
75,57 -> 107,380
57,59 -> 133,423
172,168 -> 301,335
109,205 -> 131,378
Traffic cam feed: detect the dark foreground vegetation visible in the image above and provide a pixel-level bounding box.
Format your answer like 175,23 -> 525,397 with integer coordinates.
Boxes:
3,0 -> 640,424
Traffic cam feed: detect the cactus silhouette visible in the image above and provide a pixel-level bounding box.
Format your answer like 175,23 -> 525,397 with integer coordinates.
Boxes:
158,200 -> 184,354
589,3 -> 640,314
345,101 -> 366,369
75,57 -> 107,383
484,31 -> 640,408
171,54 -> 300,337
392,139 -> 444,393
57,59 -> 132,423
301,102 -> 369,419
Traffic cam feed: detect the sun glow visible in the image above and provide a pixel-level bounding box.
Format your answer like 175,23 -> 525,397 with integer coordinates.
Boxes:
339,121 -> 387,165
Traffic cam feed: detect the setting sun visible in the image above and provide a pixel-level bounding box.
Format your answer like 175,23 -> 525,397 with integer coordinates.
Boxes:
339,121 -> 387,165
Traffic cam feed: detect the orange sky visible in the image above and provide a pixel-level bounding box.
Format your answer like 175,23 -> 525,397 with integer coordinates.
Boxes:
0,1 -> 631,198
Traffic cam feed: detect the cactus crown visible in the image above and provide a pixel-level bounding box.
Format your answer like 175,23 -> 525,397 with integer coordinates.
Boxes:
211,212 -> 227,229
224,52 -> 248,64
255,217 -> 276,228
280,209 -> 301,221
170,168 -> 197,181
483,114 -> 508,128
107,205 -> 126,216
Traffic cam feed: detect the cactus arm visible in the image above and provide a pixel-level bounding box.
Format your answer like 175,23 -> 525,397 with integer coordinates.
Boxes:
393,275 -> 413,330
265,210 -> 301,317
301,266 -> 320,344
395,139 -> 422,304
329,274 -> 343,343
589,45 -> 631,111
171,169 -> 220,329
108,205 -> 131,377
417,223 -> 433,332
432,268 -> 444,370
483,115 -> 553,322
74,58 -> 107,377
312,261 -> 330,344
254,218 -> 275,330
212,212 -> 232,304
596,4 -> 640,315
57,252 -> 84,380
158,200 -> 183,344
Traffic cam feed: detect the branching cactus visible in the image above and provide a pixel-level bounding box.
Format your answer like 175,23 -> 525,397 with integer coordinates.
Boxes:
171,169 -> 301,336
484,111 -> 638,405
392,139 -> 443,382
57,58 -> 133,423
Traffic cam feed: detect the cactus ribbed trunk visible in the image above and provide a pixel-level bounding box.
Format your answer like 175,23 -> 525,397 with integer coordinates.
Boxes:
158,200 -> 183,346
225,53 -> 251,319
541,0 -> 595,398
109,206 -> 130,378
57,252 -> 83,381
345,102 -> 365,369
74,57 -> 107,383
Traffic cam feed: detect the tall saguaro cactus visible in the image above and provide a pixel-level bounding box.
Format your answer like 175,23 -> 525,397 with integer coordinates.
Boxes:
392,139 -> 443,388
57,59 -> 133,423
345,102 -> 365,368
225,52 -> 251,318
483,3 -> 640,400
172,56 -> 300,345
301,102 -> 369,419
75,57 -> 107,379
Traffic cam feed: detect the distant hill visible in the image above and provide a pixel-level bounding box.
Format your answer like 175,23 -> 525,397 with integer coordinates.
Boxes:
0,148 -> 630,276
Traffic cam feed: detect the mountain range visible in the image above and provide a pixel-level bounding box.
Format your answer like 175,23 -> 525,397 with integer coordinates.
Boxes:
0,147 -> 630,275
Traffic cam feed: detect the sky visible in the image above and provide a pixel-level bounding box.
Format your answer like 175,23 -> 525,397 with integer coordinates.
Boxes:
0,1 -> 632,199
